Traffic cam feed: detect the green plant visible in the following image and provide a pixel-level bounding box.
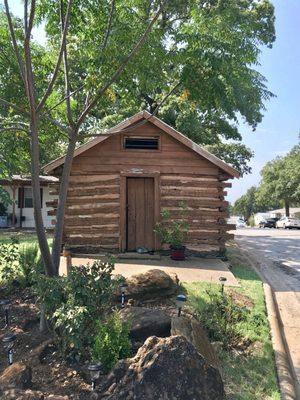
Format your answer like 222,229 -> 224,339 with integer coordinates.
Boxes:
194,286 -> 249,348
91,311 -> 131,373
0,238 -> 20,285
35,259 -> 120,359
19,244 -> 44,286
154,202 -> 189,249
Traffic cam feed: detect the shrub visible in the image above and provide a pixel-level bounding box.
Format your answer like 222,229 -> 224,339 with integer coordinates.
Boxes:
0,238 -> 20,286
36,259 -> 120,359
91,311 -> 131,373
19,244 -> 44,285
194,286 -> 250,348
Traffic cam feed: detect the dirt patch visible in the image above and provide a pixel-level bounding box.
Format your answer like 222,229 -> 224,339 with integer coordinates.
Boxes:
226,289 -> 254,309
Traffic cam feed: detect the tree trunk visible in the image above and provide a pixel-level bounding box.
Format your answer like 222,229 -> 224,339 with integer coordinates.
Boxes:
285,201 -> 290,217
30,123 -> 55,277
51,130 -> 78,274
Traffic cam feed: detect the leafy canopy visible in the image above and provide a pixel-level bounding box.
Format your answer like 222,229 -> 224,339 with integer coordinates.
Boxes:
0,0 -> 276,177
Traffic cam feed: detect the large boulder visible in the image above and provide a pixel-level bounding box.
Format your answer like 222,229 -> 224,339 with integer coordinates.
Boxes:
171,316 -> 221,373
121,307 -> 171,343
100,335 -> 224,400
0,362 -> 32,390
125,269 -> 179,300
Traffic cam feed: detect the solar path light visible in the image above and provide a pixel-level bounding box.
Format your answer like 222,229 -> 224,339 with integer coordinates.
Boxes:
0,299 -> 11,328
176,294 -> 187,317
2,333 -> 16,365
219,276 -> 227,294
88,363 -> 102,390
119,282 -> 128,308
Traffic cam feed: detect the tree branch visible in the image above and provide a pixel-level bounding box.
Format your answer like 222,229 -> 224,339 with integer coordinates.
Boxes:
36,0 -> 73,113
60,0 -> 74,127
81,81 -> 182,138
0,97 -> 70,136
0,97 -> 29,116
101,0 -> 115,52
4,0 -> 26,84
76,7 -> 162,129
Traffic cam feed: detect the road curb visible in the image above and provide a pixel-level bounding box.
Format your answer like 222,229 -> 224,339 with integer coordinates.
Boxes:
235,243 -> 298,400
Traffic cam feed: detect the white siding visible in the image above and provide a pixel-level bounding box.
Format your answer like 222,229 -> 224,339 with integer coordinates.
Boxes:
2,184 -> 56,229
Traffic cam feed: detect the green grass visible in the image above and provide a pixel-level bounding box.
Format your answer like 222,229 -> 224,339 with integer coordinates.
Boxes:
184,248 -> 280,400
0,232 -> 52,246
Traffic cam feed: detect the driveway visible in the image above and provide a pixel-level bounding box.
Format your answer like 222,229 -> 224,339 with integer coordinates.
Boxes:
234,227 -> 300,396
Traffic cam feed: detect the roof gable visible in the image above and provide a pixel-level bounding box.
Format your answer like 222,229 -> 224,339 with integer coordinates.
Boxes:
43,111 -> 240,178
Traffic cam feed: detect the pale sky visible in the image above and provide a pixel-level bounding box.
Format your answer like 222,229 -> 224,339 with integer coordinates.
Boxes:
2,0 -> 300,204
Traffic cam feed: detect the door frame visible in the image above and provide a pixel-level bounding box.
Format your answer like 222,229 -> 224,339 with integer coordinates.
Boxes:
119,171 -> 161,252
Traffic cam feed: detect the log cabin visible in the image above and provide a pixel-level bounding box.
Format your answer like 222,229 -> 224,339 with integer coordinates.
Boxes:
44,111 -> 239,256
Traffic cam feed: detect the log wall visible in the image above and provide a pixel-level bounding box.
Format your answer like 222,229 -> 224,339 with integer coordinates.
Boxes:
49,122 -> 234,255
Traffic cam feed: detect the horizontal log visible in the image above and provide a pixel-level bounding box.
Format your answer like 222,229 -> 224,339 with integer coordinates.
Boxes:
67,244 -> 119,250
164,208 -> 229,218
161,180 -> 231,189
161,198 -> 228,208
64,225 -> 119,234
46,200 -> 57,208
74,155 -> 211,168
50,185 -> 119,196
161,187 -> 220,198
66,194 -> 120,204
69,174 -> 119,184
161,174 -> 218,182
47,209 -> 57,216
64,215 -> 119,226
187,244 -> 221,252
65,204 -> 119,216
66,236 -> 119,245
71,164 -> 219,175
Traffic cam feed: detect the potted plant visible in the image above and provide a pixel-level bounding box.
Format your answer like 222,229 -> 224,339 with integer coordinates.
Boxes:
154,203 -> 189,260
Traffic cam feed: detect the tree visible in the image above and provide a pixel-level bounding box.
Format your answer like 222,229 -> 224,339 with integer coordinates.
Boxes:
0,0 -> 276,278
257,145 -> 300,216
232,186 -> 259,221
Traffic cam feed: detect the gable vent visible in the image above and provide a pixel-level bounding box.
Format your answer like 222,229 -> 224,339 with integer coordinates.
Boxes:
124,137 -> 159,150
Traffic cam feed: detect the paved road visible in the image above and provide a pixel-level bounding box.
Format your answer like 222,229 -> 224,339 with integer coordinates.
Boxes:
235,227 -> 300,275
234,227 -> 300,397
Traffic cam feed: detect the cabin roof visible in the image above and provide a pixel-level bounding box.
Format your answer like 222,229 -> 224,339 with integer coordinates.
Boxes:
43,111 -> 240,178
0,175 -> 58,185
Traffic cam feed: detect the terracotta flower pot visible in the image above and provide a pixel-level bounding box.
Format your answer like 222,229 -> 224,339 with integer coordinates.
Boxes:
170,246 -> 186,261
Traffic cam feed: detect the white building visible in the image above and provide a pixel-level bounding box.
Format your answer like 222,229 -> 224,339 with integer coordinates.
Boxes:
0,175 -> 58,229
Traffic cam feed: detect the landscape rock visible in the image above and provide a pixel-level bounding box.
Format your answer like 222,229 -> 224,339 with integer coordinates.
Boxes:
1,389 -> 44,400
99,335 -> 224,400
125,269 -> 179,300
171,316 -> 221,372
0,362 -> 32,390
121,307 -> 171,343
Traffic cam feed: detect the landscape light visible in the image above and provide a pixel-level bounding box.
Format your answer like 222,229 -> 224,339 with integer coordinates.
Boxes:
2,333 -> 16,365
176,294 -> 187,317
219,276 -> 227,294
119,282 -> 128,308
88,363 -> 102,390
0,299 -> 11,328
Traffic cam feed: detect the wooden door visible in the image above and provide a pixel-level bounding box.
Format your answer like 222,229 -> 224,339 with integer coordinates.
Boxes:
126,177 -> 155,251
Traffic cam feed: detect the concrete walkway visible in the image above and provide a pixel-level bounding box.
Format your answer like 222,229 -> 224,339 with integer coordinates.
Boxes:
59,256 -> 239,286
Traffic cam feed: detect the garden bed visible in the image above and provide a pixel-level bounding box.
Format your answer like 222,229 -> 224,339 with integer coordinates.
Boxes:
0,237 -> 280,399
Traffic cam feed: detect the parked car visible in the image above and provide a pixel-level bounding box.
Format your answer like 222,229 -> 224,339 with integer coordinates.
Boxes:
258,218 -> 278,228
236,218 -> 247,228
276,217 -> 300,229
